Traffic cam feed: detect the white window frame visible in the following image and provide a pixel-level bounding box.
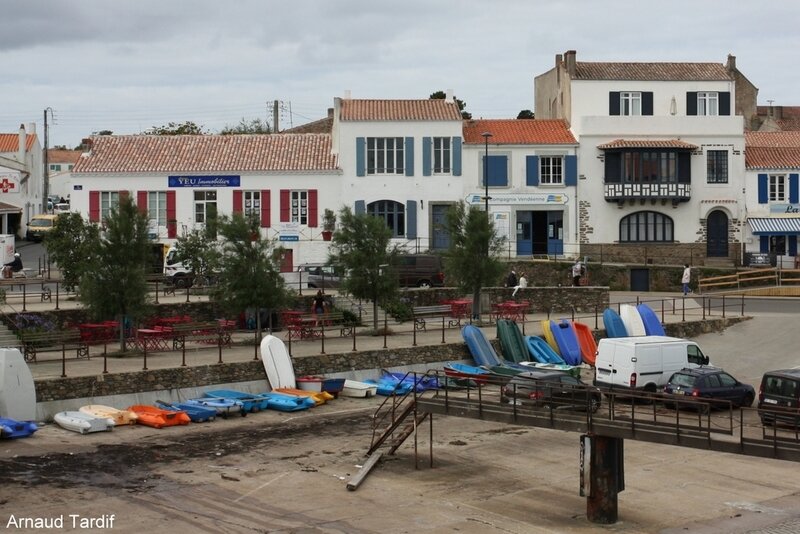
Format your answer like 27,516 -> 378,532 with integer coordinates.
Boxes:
697,92 -> 719,116
539,156 -> 564,185
432,137 -> 451,174
291,190 -> 308,225
99,191 -> 119,221
243,190 -> 261,218
366,137 -> 404,175
769,174 -> 786,202
194,190 -> 217,224
620,92 -> 642,116
147,191 -> 168,227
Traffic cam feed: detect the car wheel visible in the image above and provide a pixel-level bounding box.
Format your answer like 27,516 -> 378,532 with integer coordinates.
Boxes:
173,275 -> 192,289
417,280 -> 431,288
741,393 -> 755,408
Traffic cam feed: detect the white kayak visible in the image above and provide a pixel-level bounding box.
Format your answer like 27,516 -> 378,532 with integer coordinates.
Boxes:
54,411 -> 114,434
341,380 -> 378,398
80,404 -> 138,425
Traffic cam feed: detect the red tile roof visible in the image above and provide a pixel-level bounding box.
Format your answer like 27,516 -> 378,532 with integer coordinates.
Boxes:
746,147 -> 800,169
745,131 -> 800,148
462,119 -> 576,145
340,99 -> 463,121
282,116 -> 333,134
574,62 -> 732,81
72,134 -> 338,174
46,149 -> 83,164
0,133 -> 38,153
597,139 -> 698,150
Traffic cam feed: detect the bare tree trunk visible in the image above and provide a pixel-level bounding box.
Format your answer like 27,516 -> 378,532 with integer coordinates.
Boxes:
472,287 -> 482,323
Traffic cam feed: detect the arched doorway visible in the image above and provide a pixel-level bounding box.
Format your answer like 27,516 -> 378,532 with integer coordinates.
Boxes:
706,210 -> 729,258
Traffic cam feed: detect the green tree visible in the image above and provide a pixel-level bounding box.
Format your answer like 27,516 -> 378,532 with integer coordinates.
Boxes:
517,109 -> 535,119
173,227 -> 221,286
444,202 -> 506,321
44,213 -> 101,292
429,90 -> 472,120
219,118 -> 272,135
147,121 -> 207,135
79,196 -> 152,350
328,207 -> 398,331
210,213 -> 292,335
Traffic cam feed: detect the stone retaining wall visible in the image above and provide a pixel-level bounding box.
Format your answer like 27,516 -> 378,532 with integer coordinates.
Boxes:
34,317 -> 747,402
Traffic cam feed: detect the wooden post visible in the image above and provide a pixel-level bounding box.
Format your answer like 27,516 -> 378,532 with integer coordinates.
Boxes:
346,452 -> 383,491
585,434 -> 624,524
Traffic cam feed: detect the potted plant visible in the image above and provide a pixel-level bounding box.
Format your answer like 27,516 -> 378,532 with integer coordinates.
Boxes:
321,209 -> 336,241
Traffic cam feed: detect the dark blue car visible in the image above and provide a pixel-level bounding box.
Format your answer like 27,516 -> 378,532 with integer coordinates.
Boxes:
663,367 -> 755,411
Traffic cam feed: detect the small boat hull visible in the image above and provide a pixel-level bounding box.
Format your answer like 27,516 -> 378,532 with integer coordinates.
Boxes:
80,404 -> 138,426
259,392 -> 314,411
273,388 -> 333,405
525,335 -> 566,365
0,417 -> 38,439
620,304 -> 647,336
128,405 -> 191,428
54,411 -> 113,434
551,320 -> 582,366
340,380 -> 378,398
637,304 -> 666,336
540,320 -> 561,354
296,376 -> 323,392
462,325 -> 503,367
572,322 -> 598,365
603,308 -> 628,338
443,362 -> 490,384
156,401 -> 216,423
203,389 -> 271,413
184,398 -> 244,418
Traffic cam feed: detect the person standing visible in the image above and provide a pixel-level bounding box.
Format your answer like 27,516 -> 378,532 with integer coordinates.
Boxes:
571,260 -> 583,287
682,264 -> 691,296
312,290 -> 327,325
506,269 -> 517,288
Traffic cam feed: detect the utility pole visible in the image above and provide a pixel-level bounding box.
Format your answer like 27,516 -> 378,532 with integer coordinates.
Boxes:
273,100 -> 279,133
43,107 -> 53,212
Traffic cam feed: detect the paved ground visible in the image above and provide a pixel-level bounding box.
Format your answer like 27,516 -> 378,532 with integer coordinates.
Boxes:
2,292 -> 799,532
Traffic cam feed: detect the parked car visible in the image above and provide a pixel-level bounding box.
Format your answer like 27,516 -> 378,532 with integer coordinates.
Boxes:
25,214 -> 59,241
501,369 -> 601,412
396,254 -> 445,288
301,264 -> 342,289
757,369 -> 800,425
662,367 -> 754,411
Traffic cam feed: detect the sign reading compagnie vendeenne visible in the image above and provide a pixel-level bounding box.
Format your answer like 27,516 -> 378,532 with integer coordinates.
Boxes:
168,175 -> 241,187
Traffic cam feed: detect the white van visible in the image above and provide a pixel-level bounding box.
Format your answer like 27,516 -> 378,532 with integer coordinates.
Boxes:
163,246 -> 193,288
594,336 -> 710,392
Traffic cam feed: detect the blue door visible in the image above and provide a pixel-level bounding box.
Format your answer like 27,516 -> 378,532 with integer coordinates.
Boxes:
431,204 -> 450,250
516,212 -> 532,255
547,211 -> 564,256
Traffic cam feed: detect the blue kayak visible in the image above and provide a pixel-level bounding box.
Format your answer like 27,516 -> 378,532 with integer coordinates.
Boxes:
156,400 -> 216,423
363,378 -> 414,396
259,392 -> 315,411
185,397 -> 245,418
0,417 -> 38,439
204,389 -> 271,413
381,370 -> 439,392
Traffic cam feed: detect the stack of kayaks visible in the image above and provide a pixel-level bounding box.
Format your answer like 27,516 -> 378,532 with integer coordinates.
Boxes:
0,416 -> 38,439
156,400 -> 217,422
204,389 -> 271,413
80,405 -> 138,426
549,320 -> 582,366
184,397 -> 245,418
54,411 -> 114,434
637,303 -> 666,336
127,405 -> 191,428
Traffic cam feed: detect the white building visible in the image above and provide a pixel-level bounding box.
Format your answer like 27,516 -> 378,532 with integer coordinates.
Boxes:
0,124 -> 44,236
535,50 -> 755,266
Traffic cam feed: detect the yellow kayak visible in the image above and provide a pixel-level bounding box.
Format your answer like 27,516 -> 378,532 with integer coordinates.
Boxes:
80,404 -> 139,425
274,388 -> 333,405
540,320 -> 561,355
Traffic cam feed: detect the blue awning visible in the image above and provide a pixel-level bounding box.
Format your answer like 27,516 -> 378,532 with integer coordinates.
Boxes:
748,218 -> 800,235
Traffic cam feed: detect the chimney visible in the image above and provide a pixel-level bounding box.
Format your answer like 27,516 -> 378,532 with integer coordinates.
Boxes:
564,50 -> 577,76
726,54 -> 736,72
18,124 -> 26,162
555,53 -> 562,68
343,90 -> 351,100
327,107 -> 334,118
446,88 -> 453,101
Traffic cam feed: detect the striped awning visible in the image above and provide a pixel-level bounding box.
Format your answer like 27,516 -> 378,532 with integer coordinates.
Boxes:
748,218 -> 800,235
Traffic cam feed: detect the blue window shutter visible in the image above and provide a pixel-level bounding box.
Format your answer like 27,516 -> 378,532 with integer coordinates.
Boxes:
405,200 -> 417,239
452,136 -> 462,176
354,200 -> 365,215
565,155 -> 578,186
422,137 -> 432,176
526,155 -> 539,186
488,155 -> 508,186
686,92 -> 697,116
790,235 -> 798,257
760,236 -> 769,253
405,137 -> 414,176
356,137 -> 366,177
719,92 -> 731,116
790,173 -> 799,203
758,174 -> 768,204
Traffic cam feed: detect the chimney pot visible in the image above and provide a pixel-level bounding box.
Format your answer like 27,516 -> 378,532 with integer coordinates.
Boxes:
565,50 -> 577,76
726,54 -> 736,72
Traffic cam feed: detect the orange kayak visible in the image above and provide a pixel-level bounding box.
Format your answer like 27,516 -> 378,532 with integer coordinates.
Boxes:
573,321 -> 598,366
128,405 -> 191,428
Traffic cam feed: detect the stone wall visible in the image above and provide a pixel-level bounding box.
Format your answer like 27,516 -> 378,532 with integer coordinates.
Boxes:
34,316 -> 747,402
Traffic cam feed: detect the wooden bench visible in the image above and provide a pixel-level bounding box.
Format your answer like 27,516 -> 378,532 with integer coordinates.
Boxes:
285,312 -> 354,340
412,305 -> 459,331
19,329 -> 89,363
0,279 -> 53,303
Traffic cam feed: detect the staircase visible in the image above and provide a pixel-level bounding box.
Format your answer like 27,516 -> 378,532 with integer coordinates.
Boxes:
333,294 -> 390,328
0,321 -> 21,348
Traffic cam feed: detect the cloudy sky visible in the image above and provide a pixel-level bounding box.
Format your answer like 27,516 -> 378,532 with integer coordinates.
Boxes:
1,1 -> 798,148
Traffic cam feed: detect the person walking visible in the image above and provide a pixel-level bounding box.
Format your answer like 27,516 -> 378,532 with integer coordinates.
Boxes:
506,269 -> 517,288
571,260 -> 583,287
681,264 -> 691,296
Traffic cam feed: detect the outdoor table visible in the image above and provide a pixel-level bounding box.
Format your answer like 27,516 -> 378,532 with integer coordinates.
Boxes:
493,301 -> 528,323
447,299 -> 472,324
135,328 -> 171,352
